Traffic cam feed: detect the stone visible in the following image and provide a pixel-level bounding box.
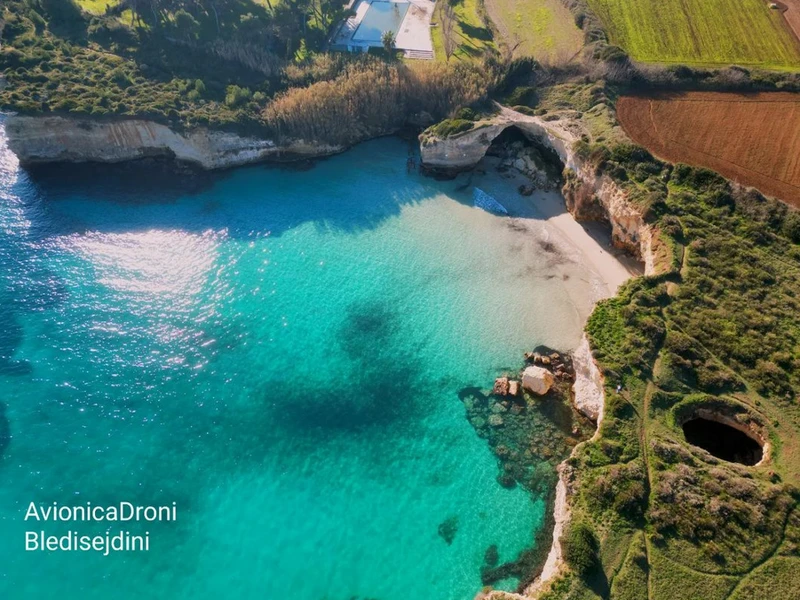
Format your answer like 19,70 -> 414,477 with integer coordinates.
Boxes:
493,377 -> 510,396
508,380 -> 520,396
491,402 -> 508,414
522,366 -> 555,395
471,417 -> 486,429
488,414 -> 504,427
438,516 -> 459,545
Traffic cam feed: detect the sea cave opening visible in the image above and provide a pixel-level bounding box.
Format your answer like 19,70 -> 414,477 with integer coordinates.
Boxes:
682,417 -> 764,466
484,125 -> 565,184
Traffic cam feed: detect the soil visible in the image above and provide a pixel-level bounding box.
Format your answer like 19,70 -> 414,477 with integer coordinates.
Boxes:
771,0 -> 800,46
617,92 -> 800,207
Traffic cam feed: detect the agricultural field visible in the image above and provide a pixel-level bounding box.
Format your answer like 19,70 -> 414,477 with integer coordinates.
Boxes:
617,92 -> 800,207
586,0 -> 800,67
483,0 -> 583,63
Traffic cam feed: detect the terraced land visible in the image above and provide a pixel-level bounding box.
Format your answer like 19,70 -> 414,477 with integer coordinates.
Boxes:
618,92 -> 800,206
586,0 -> 800,67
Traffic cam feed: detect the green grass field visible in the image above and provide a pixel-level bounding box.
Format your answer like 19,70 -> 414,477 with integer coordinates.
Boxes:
587,0 -> 800,67
483,0 -> 583,63
75,0 -> 119,15
430,0 -> 496,62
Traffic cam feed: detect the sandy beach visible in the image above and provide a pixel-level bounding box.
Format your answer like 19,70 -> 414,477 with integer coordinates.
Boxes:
466,160 -> 640,599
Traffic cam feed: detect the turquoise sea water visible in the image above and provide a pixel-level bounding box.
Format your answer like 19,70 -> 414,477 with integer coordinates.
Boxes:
0,124 -> 602,599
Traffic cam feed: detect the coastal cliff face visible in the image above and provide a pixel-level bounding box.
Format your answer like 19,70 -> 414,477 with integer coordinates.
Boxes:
419,108 -> 658,273
4,115 -> 342,170
562,166 -> 654,268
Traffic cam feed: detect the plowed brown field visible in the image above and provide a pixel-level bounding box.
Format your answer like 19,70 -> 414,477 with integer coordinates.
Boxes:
617,92 -> 800,206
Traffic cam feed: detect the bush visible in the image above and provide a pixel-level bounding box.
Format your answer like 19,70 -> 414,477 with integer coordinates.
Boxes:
224,85 -> 252,107
431,118 -> 474,137
562,522 -> 599,576
456,107 -> 478,121
784,211 -> 800,244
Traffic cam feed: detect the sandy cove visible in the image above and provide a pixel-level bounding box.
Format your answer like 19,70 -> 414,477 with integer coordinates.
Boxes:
465,159 -> 648,600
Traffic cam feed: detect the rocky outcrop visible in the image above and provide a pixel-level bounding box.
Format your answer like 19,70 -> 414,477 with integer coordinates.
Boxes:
571,334 -> 605,423
420,106 -> 659,271
562,165 -> 652,262
4,115 -> 342,170
419,108 -> 574,177
522,366 -> 555,396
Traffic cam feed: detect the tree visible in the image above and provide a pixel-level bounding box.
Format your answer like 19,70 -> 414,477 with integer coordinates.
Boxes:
173,9 -> 200,42
381,29 -> 396,54
441,2 -> 456,62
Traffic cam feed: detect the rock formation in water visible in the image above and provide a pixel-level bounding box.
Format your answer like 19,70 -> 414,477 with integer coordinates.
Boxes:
522,366 -> 555,396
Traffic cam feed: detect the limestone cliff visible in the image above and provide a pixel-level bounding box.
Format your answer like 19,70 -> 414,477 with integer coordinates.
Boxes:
419,106 -> 659,273
4,115 -> 342,170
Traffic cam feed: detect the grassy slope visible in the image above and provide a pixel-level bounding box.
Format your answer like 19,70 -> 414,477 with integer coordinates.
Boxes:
75,0 -> 120,14
430,0 -> 496,62
482,0 -> 582,63
497,85 -> 800,599
586,0 -> 800,67
533,99 -> 800,597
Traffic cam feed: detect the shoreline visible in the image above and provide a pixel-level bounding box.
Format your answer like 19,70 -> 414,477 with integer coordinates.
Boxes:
469,159 -> 644,599
4,113 -> 645,597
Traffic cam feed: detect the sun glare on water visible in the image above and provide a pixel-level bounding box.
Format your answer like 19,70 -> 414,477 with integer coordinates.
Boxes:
68,229 -> 223,296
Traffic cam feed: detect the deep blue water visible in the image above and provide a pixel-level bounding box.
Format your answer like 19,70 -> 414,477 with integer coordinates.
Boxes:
0,125 -> 601,599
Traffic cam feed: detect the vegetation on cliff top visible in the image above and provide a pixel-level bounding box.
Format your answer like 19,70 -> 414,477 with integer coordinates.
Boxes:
0,0 -> 497,143
499,86 -> 800,598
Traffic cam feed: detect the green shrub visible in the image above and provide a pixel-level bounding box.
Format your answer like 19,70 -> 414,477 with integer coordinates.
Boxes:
456,107 -> 478,121
224,85 -> 252,107
562,521 -> 599,576
430,118 -> 474,138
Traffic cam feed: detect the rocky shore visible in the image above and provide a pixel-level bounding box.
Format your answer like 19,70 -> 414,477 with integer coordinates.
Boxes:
416,106 -> 659,599
3,114 -> 342,170
459,347 -> 595,591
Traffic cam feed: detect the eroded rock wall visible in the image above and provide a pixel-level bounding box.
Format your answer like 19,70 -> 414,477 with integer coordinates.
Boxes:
5,115 -> 342,170
420,108 -> 656,271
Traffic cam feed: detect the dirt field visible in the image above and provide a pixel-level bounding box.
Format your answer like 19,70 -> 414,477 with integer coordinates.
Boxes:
617,92 -> 800,206
775,0 -> 800,45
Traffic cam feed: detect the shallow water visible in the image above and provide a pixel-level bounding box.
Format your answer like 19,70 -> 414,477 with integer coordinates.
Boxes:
0,125 -> 611,599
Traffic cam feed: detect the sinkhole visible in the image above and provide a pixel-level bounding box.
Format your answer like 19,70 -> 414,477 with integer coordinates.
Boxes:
682,417 -> 764,466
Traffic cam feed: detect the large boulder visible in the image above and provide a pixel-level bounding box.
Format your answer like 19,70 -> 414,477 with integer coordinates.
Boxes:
522,366 -> 554,395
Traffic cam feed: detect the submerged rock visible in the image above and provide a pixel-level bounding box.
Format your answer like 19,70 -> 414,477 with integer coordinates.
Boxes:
489,414 -> 504,427
484,544 -> 500,568
438,516 -> 459,545
493,376 -> 510,396
522,366 -> 554,395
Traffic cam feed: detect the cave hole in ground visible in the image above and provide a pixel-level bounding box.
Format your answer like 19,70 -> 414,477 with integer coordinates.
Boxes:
682,417 -> 763,465
485,126 -> 565,183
